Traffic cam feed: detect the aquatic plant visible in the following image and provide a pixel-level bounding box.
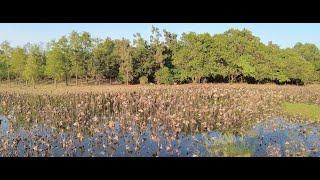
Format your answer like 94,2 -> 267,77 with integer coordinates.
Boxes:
205,133 -> 255,157
0,84 -> 320,156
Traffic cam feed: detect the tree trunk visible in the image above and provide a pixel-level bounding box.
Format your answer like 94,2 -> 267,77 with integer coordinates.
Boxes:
126,70 -> 129,85
76,73 -> 78,86
32,78 -> 35,89
7,70 -> 10,87
192,77 -> 198,84
231,75 -> 235,83
65,73 -> 68,86
110,77 -> 112,85
75,63 -> 78,86
54,78 -> 57,88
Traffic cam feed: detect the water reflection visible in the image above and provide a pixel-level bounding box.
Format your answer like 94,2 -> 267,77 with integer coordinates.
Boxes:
247,118 -> 320,157
0,116 -> 319,157
0,116 -> 8,133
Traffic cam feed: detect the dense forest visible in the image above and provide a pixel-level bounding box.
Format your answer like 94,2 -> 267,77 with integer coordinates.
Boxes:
1,27 -> 320,87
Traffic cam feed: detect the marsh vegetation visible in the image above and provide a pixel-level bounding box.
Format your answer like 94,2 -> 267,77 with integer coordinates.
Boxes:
1,84 -> 320,157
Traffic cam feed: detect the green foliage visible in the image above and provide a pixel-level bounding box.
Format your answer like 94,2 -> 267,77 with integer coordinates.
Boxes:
1,27 -> 320,86
173,32 -> 212,83
90,38 -> 118,82
206,133 -> 255,157
237,55 -> 256,78
10,47 -> 27,80
139,76 -> 148,85
23,56 -> 40,83
45,42 -> 66,84
0,41 -> 12,81
69,31 -> 93,84
22,45 -> 44,86
132,33 -> 152,82
293,43 -> 320,81
0,61 -> 7,80
115,39 -> 133,84
282,102 -> 320,122
155,67 -> 173,84
270,49 -> 315,84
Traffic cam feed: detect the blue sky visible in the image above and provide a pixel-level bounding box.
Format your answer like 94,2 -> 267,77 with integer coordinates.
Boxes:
0,23 -> 319,48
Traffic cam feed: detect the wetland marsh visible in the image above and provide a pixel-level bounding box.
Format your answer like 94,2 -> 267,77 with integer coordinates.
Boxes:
1,84 -> 320,157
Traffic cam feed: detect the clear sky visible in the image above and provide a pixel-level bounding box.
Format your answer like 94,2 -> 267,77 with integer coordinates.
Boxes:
0,23 -> 319,48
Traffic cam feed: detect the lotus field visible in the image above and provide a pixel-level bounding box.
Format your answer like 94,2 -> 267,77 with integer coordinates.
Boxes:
1,84 -> 320,157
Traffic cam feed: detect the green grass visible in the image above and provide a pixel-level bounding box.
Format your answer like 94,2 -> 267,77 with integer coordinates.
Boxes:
282,102 -> 320,122
206,134 -> 255,157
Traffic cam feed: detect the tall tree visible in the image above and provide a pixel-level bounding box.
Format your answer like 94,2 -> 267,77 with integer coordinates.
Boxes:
10,47 -> 28,82
90,38 -> 118,84
22,44 -> 43,88
115,39 -> 133,85
1,28 -> 320,86
293,43 -> 320,81
151,26 -> 166,68
69,31 -> 92,85
173,32 -> 212,83
0,41 -> 12,84
163,29 -> 177,68
80,32 -> 93,83
132,33 -> 151,83
45,37 -> 71,87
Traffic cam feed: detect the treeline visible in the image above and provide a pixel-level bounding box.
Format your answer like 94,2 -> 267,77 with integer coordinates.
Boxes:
1,27 -> 320,87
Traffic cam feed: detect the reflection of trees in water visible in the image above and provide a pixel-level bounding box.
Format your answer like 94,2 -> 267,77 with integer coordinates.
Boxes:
1,85 -> 320,156
0,116 -> 9,132
1,117 -> 320,156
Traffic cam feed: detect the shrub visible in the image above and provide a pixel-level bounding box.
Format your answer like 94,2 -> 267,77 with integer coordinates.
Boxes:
139,76 -> 149,85
155,67 -> 173,85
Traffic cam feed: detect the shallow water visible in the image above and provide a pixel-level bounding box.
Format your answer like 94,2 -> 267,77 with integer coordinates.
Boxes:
0,115 -> 320,157
247,118 -> 320,157
0,116 -> 9,133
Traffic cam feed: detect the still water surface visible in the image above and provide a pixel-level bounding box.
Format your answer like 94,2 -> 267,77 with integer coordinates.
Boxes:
0,116 -> 319,157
